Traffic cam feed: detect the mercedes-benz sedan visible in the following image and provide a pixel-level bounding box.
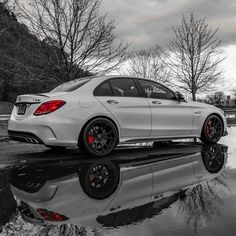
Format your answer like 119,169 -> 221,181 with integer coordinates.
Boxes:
8,75 -> 228,156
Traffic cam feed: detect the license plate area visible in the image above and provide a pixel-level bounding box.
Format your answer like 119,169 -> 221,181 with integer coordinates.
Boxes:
17,104 -> 27,115
18,201 -> 44,222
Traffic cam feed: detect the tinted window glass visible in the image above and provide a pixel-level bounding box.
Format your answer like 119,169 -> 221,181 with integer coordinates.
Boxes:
109,78 -> 139,97
94,82 -> 113,96
50,78 -> 91,93
139,79 -> 176,100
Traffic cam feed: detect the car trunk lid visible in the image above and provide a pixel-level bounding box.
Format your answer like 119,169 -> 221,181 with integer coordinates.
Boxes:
13,94 -> 48,119
15,94 -> 49,105
13,93 -> 67,119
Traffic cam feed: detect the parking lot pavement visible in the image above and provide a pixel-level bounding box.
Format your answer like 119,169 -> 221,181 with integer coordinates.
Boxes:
0,127 -> 235,235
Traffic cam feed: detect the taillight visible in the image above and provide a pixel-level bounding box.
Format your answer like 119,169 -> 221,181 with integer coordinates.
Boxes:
34,100 -> 66,116
37,208 -> 68,221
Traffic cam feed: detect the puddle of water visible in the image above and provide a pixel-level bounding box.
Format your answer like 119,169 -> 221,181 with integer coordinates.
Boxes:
0,128 -> 235,235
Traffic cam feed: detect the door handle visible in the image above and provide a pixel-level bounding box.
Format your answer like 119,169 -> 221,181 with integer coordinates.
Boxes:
152,101 -> 162,105
107,100 -> 118,104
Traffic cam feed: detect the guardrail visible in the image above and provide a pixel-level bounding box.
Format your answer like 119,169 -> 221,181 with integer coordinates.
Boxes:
0,114 -> 10,121
0,102 -> 13,114
221,108 -> 236,125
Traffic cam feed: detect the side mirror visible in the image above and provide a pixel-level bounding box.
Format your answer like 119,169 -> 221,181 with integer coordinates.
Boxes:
176,92 -> 185,101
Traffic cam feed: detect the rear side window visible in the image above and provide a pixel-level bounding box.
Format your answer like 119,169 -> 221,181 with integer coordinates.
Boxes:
50,78 -> 91,93
109,78 -> 139,97
94,82 -> 113,96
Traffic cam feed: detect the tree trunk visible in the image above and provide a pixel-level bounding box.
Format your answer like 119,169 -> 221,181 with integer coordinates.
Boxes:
192,90 -> 196,101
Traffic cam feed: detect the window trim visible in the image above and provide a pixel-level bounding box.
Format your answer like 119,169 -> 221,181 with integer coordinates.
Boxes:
93,78 -> 142,98
136,79 -> 178,101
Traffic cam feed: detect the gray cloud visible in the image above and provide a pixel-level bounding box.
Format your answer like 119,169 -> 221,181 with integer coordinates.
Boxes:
101,0 -> 236,50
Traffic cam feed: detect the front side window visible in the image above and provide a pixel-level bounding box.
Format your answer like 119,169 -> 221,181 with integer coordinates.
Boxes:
138,79 -> 176,100
109,78 -> 139,97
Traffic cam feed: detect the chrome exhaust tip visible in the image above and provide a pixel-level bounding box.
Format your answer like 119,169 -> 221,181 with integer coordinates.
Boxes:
30,138 -> 39,144
25,137 -> 32,143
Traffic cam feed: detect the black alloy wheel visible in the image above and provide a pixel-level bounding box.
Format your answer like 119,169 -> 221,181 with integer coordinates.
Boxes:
201,115 -> 223,144
201,144 -> 226,173
79,161 -> 119,200
79,118 -> 118,157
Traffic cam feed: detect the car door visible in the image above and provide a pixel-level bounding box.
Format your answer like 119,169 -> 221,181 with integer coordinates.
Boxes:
105,165 -> 153,213
94,78 -> 151,138
151,153 -> 195,198
137,79 -> 193,137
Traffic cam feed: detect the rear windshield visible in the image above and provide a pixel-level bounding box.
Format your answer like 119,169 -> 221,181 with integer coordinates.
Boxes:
50,78 -> 91,93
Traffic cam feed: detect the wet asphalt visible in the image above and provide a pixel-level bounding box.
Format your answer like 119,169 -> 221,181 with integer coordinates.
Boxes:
0,127 -> 236,235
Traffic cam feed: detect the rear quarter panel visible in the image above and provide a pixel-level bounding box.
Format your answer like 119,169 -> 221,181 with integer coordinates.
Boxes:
54,86 -> 121,142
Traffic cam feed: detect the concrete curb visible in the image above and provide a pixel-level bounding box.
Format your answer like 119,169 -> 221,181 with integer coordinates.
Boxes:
0,114 -> 10,121
0,136 -> 10,142
228,124 -> 236,127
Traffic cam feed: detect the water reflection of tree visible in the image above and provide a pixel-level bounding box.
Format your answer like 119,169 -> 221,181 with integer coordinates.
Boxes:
2,213 -> 103,236
57,225 -> 103,236
178,172 -> 229,231
0,171 -> 17,233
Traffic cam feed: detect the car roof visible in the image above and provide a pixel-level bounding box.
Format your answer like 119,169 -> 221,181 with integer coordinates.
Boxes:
86,75 -> 168,89
89,75 -> 142,80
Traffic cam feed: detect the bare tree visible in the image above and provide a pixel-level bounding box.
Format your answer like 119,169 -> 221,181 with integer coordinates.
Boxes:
125,46 -> 169,84
206,91 -> 225,106
14,0 -> 128,81
166,14 -> 224,101
0,7 -> 68,101
233,89 -> 236,106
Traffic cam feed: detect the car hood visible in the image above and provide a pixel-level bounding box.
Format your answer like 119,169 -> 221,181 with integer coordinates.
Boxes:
187,101 -> 216,109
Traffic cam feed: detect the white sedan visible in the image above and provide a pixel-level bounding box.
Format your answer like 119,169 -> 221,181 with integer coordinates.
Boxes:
8,75 -> 228,156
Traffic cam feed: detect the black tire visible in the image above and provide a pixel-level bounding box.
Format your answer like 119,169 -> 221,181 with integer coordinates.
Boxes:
79,161 -> 119,200
201,144 -> 226,173
78,118 -> 118,157
200,115 -> 223,144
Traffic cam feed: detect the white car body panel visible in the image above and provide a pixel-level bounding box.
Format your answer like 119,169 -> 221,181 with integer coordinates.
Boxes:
96,96 -> 151,137
147,98 -> 193,137
8,75 -> 228,147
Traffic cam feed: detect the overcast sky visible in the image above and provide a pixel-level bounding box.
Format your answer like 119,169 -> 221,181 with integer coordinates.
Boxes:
100,0 -> 236,94
101,0 -> 236,49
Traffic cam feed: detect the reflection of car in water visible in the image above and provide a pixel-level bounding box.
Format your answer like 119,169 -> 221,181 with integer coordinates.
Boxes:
9,143 -> 227,227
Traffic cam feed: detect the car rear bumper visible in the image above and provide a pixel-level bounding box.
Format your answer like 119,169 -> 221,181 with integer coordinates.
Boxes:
10,183 -> 58,202
8,130 -> 44,144
7,115 -> 82,146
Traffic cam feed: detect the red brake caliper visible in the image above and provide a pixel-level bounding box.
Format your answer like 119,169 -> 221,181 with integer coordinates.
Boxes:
88,132 -> 95,144
207,120 -> 212,135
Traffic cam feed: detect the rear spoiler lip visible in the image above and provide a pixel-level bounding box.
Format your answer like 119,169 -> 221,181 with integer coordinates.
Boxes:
32,93 -> 49,97
17,93 -> 49,97
15,94 -> 49,105
14,101 -> 41,105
